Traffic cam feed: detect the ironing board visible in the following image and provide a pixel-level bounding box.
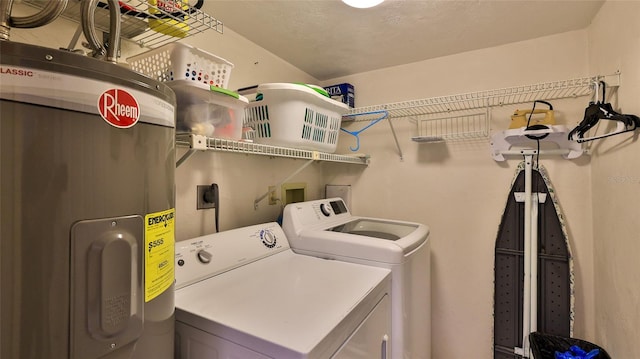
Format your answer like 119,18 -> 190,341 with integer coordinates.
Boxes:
494,161 -> 574,359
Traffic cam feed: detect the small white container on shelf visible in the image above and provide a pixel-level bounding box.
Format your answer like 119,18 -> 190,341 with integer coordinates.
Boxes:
244,83 -> 349,153
127,42 -> 234,89
169,80 -> 248,140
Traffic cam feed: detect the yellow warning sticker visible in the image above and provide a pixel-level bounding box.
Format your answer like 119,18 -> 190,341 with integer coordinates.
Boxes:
144,208 -> 175,302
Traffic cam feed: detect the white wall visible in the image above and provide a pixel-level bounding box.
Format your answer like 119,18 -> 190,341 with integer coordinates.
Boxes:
323,30 -> 596,358
587,2 -> 640,358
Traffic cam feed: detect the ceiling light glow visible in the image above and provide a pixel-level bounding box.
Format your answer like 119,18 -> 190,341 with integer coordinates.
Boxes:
342,0 -> 385,9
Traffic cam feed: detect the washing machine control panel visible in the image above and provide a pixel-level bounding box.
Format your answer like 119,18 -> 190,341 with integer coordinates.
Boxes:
330,200 -> 349,214
317,199 -> 349,217
283,198 -> 353,229
174,223 -> 289,289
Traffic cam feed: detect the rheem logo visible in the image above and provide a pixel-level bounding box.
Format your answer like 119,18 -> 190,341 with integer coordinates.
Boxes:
98,89 -> 140,128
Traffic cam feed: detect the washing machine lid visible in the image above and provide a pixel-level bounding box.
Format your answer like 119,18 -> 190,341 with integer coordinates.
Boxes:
328,218 -> 419,240
295,217 -> 429,264
282,198 -> 430,264
175,249 -> 390,359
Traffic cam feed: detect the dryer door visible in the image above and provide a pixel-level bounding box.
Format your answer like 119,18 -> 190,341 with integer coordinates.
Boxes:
332,294 -> 391,359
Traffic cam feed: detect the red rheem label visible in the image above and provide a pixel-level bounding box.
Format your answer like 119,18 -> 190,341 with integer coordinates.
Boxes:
98,89 -> 140,128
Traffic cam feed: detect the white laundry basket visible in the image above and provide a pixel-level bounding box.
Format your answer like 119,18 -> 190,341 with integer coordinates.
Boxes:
127,42 -> 234,89
244,83 -> 349,152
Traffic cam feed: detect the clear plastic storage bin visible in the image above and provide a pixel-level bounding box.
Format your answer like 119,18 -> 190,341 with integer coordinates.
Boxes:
244,83 -> 349,153
170,80 -> 248,139
127,42 -> 233,89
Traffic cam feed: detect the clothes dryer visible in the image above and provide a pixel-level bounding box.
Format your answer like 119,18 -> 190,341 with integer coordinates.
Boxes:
174,222 -> 392,359
282,198 -> 431,359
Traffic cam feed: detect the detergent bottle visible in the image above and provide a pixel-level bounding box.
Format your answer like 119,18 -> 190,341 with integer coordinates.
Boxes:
148,0 -> 190,38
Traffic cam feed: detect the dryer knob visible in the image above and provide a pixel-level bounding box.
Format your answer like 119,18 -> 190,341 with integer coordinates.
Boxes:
197,249 -> 212,264
320,203 -> 331,216
260,230 -> 277,248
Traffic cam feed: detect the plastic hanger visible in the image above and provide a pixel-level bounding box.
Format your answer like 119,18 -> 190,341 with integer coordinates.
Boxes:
568,81 -> 640,143
568,81 -> 607,136
340,110 -> 388,151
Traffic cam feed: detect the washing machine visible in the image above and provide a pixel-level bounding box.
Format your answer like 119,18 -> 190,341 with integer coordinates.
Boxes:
174,222 -> 392,359
282,198 -> 431,359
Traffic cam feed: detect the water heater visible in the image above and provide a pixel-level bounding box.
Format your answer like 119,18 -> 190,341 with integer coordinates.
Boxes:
0,40 -> 176,358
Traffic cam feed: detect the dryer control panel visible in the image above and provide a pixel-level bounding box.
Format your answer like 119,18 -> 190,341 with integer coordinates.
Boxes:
174,222 -> 289,289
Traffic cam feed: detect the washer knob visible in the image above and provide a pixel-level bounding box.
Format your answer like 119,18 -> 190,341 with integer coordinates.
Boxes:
320,203 -> 332,216
197,249 -> 212,264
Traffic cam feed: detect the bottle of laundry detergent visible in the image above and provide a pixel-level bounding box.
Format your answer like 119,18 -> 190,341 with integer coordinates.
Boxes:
148,0 -> 190,38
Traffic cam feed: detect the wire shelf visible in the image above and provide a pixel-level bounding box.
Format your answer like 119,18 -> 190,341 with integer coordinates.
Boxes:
176,134 -> 370,166
412,111 -> 489,143
345,75 -> 618,121
23,0 -> 222,49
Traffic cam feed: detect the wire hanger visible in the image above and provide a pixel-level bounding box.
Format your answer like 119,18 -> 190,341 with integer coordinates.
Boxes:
568,81 -> 640,143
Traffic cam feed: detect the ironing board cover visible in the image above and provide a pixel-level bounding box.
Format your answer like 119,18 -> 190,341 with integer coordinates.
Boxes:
493,162 -> 575,358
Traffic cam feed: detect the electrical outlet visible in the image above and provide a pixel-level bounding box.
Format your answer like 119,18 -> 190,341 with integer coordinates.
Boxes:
197,184 -> 218,210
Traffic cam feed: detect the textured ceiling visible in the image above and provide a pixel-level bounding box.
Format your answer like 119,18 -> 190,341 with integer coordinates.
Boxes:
203,0 -> 604,81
